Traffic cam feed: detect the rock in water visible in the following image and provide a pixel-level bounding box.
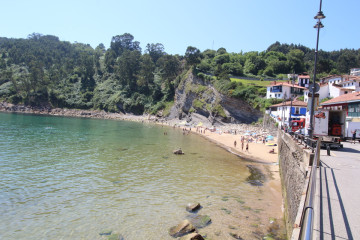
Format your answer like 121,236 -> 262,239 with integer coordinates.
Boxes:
99,229 -> 112,235
107,233 -> 125,240
169,219 -> 196,238
186,203 -> 201,212
187,215 -> 211,228
179,232 -> 205,240
173,148 -> 185,155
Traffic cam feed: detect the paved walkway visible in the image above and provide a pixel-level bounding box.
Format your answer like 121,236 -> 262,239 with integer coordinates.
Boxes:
314,141 -> 360,240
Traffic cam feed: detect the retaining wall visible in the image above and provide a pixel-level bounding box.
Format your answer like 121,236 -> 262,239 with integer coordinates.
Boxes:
278,130 -> 313,239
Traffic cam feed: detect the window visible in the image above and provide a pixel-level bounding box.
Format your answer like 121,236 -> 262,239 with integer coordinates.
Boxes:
295,107 -> 300,114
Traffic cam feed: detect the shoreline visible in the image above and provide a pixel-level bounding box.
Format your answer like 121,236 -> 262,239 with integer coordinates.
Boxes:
1,103 -> 284,237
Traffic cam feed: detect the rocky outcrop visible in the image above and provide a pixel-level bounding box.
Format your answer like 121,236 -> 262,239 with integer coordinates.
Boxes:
167,71 -> 262,126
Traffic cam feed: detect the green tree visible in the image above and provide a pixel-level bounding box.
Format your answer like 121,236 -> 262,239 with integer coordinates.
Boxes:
286,49 -> 305,73
145,43 -> 166,63
185,46 -> 201,66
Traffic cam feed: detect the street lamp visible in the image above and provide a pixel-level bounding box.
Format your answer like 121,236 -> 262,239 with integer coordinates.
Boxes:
308,0 -> 325,139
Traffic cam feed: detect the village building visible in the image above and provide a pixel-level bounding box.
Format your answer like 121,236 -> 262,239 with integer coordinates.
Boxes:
350,68 -> 360,76
266,100 -> 307,127
321,91 -> 360,138
266,81 -> 306,100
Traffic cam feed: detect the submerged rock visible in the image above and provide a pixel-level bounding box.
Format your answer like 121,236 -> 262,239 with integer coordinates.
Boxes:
99,229 -> 112,235
169,219 -> 196,238
179,232 -> 205,240
173,148 -> 185,155
186,203 -> 201,212
107,233 -> 125,240
187,214 -> 211,228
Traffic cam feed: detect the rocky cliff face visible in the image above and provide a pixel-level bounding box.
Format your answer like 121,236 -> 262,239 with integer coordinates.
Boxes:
168,71 -> 262,126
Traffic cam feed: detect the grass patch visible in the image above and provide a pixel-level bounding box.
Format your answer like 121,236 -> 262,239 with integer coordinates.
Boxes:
230,78 -> 287,87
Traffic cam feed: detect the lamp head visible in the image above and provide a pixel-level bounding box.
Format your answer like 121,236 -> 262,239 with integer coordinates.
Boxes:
314,11 -> 326,19
314,22 -> 324,29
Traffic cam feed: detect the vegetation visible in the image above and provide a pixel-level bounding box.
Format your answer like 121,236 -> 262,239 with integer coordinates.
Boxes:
0,34 -> 359,115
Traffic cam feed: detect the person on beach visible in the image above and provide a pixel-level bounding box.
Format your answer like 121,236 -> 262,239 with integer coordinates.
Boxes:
234,140 -> 237,148
241,141 -> 244,151
246,143 -> 249,152
351,129 -> 357,144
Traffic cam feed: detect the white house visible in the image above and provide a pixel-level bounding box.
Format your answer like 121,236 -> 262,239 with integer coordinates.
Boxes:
350,68 -> 360,76
319,75 -> 360,99
266,100 -> 307,127
266,81 -> 307,100
297,74 -> 311,88
304,82 -> 329,103
337,75 -> 360,92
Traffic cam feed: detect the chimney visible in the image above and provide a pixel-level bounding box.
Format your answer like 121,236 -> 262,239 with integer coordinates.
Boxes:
287,80 -> 289,84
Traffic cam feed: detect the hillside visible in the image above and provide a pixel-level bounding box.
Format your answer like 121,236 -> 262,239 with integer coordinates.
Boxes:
1,33 -> 359,124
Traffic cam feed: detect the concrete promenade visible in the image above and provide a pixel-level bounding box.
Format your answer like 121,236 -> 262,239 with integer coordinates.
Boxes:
313,141 -> 360,240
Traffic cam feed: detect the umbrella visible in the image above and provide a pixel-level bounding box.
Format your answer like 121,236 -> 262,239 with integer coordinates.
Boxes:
244,133 -> 250,136
266,135 -> 274,140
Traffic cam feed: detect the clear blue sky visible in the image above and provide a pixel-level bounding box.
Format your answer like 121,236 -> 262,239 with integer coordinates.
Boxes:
1,0 -> 359,55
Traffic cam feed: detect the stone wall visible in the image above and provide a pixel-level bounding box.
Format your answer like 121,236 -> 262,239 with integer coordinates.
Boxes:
278,130 -> 313,239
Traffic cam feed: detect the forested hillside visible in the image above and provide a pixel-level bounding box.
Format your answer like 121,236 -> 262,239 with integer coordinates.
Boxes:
0,33 -> 359,116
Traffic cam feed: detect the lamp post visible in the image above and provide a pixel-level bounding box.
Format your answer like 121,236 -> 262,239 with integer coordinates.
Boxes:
308,0 -> 325,139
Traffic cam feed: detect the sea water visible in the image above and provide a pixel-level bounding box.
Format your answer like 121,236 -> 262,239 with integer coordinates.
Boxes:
0,112 -> 282,239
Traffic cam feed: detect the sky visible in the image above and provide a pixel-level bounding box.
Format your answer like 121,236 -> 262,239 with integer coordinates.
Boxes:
1,0 -> 359,55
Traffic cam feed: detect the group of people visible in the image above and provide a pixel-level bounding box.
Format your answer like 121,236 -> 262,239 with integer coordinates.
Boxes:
234,136 -> 249,152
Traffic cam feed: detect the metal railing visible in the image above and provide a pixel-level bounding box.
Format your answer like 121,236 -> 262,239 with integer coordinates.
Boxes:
289,131 -> 318,153
298,138 -> 321,240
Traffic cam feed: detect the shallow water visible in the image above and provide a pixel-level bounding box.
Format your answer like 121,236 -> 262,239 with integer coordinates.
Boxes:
0,112 -> 283,239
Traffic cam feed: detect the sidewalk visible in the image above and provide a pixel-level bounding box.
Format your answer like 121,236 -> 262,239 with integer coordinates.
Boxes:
313,141 -> 360,240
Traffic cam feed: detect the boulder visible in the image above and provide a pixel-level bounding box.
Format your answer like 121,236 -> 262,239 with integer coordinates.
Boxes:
173,149 -> 185,155
169,219 -> 196,238
186,203 -> 201,212
179,232 -> 205,240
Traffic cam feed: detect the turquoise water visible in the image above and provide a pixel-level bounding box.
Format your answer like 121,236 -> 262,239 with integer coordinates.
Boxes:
0,112 -> 281,239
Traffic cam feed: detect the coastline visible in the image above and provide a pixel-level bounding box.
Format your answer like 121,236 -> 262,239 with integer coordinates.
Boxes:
1,102 -> 285,238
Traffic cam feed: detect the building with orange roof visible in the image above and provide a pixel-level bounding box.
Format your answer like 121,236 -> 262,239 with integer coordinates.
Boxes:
266,81 -> 307,100
321,91 -> 360,138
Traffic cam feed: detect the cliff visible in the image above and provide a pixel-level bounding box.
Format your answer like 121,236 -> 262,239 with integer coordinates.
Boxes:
167,71 -> 262,126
